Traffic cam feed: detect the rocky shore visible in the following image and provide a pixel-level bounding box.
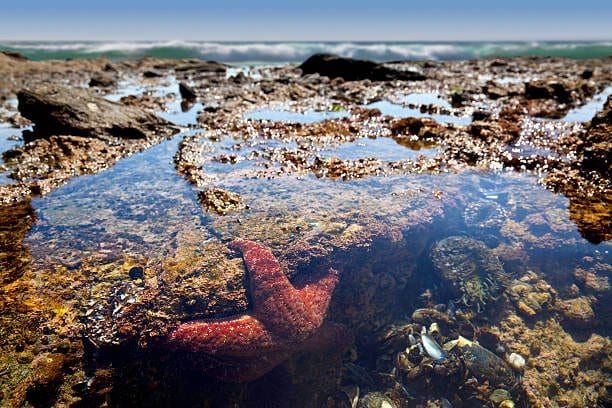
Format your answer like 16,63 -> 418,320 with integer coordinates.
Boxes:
0,50 -> 610,407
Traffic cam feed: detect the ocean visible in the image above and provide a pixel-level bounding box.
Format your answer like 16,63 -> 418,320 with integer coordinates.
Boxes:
1,40 -> 611,63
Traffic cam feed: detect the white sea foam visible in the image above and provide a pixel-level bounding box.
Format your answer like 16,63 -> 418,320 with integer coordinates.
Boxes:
2,41 -> 611,62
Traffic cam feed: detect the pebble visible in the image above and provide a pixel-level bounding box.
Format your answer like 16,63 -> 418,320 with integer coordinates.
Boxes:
507,352 -> 526,371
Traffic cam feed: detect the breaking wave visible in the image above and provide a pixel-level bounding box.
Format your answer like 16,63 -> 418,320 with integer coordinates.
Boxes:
2,41 -> 611,63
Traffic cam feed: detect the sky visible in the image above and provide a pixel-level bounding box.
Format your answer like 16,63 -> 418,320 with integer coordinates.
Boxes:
0,0 -> 611,41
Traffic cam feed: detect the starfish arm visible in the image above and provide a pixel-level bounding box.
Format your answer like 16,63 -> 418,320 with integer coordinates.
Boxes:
230,239 -> 321,339
297,268 -> 340,326
166,315 -> 277,357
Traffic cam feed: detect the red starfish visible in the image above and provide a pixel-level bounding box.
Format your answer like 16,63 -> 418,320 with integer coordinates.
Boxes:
165,239 -> 351,382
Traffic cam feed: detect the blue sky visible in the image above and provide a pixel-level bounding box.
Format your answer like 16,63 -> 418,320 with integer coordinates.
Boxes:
1,0 -> 611,41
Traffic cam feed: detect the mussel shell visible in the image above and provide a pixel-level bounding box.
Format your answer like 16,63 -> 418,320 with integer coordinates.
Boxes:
452,337 -> 516,388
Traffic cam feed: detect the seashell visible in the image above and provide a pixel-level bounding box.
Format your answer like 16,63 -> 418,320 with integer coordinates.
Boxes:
448,336 -> 516,388
421,333 -> 447,362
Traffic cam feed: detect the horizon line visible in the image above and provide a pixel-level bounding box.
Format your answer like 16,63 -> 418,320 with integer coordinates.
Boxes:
2,38 -> 612,43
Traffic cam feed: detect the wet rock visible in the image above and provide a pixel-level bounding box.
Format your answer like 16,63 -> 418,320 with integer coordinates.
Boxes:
483,81 -> 509,99
298,54 -> 426,82
579,94 -> 611,178
525,79 -> 571,102
469,119 -> 520,143
174,60 -> 227,73
581,69 -> 593,79
3,135 -> 117,196
88,73 -> 116,88
523,78 -> 595,118
312,156 -> 384,180
178,81 -> 197,100
231,71 -> 248,84
17,84 -> 179,141
1,50 -> 28,60
7,111 -> 31,128
198,188 -> 245,214
472,109 -> 492,121
142,69 -> 164,78
390,117 -> 439,137
450,91 -> 468,107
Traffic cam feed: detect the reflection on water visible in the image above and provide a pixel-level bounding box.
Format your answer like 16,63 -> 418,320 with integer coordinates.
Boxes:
318,136 -> 439,161
562,86 -> 612,122
403,92 -> 452,109
365,100 -> 472,126
0,125 -> 27,186
0,125 -> 23,153
244,108 -> 349,123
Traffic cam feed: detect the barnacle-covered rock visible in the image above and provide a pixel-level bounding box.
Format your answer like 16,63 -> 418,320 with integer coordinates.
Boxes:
431,236 -> 508,313
198,188 -> 245,214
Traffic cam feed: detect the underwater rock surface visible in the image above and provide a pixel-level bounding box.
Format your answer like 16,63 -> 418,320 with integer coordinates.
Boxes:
165,239 -> 351,382
0,52 -> 610,407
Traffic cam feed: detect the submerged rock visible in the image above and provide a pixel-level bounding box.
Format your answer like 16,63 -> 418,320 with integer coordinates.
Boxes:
298,54 -> 426,82
198,188 -> 245,214
0,200 -> 36,283
17,84 -> 179,141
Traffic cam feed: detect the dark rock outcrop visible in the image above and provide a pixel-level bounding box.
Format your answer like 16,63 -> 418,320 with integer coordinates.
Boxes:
88,73 -> 116,88
525,79 -> 572,103
1,50 -> 28,60
178,82 -> 197,100
298,54 -> 426,82
174,60 -> 227,73
17,85 -> 179,141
